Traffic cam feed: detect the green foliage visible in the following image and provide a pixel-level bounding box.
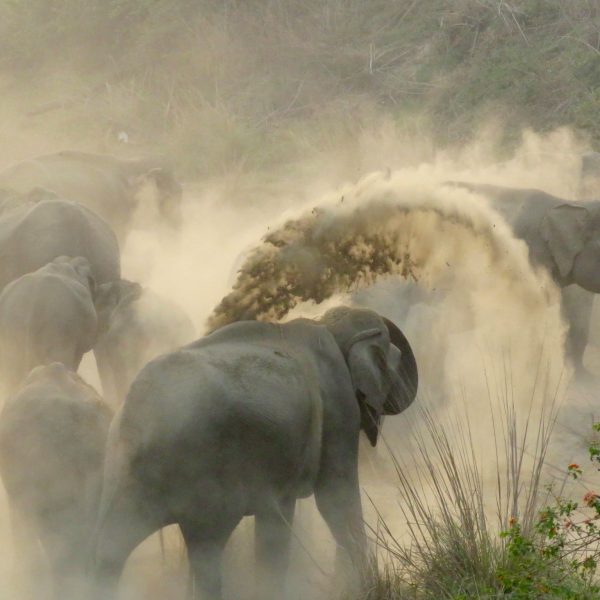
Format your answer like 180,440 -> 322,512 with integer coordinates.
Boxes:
492,445 -> 600,600
344,413 -> 600,600
496,510 -> 599,599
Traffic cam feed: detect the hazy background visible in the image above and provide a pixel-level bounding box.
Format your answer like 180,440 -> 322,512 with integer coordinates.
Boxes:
0,1 -> 599,598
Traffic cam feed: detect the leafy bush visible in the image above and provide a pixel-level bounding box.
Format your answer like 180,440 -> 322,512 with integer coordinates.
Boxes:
344,404 -> 600,599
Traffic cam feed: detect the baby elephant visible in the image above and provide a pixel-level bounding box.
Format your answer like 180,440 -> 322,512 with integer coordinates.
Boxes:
92,306 -> 418,600
0,256 -> 97,393
0,363 -> 113,600
94,279 -> 195,406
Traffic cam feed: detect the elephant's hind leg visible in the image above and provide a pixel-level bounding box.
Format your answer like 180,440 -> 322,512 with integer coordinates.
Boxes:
92,491 -> 166,599
562,286 -> 594,376
179,512 -> 242,600
254,496 -> 296,600
8,506 -> 48,600
314,472 -> 368,592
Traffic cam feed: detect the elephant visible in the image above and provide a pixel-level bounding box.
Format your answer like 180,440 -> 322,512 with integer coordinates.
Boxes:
0,150 -> 182,241
93,279 -> 196,406
0,256 -> 98,393
0,192 -> 120,293
91,306 -> 418,599
580,152 -> 600,200
0,363 -> 113,600
453,182 -> 600,375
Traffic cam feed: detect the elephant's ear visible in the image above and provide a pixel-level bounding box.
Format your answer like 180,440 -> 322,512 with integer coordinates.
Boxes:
540,204 -> 590,279
346,328 -> 386,446
69,256 -> 95,294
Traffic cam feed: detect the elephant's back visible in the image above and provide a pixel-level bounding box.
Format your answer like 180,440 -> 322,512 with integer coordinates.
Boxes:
0,268 -> 92,316
464,183 -> 563,222
457,183 -> 567,250
0,154 -> 127,206
125,343 -> 316,436
0,367 -> 111,508
0,270 -> 97,359
121,343 -> 322,502
0,199 -> 120,289
0,159 -> 51,193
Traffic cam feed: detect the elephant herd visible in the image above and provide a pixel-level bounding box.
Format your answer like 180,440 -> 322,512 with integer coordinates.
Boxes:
0,151 -> 195,599
0,150 -> 420,600
0,147 -> 599,600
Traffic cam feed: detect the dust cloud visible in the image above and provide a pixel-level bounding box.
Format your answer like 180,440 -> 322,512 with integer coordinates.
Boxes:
0,93 -> 598,600
0,0 -> 598,595
84,127 -> 593,598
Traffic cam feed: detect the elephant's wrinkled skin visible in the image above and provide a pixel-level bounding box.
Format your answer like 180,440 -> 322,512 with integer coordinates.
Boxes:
0,150 -> 182,241
92,307 -> 418,599
93,279 -> 196,406
0,195 -> 120,293
0,257 -> 98,392
456,183 -> 600,372
0,363 -> 112,600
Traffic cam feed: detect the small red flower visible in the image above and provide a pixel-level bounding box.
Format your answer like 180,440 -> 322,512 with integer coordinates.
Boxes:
569,463 -> 580,470
583,491 -> 600,507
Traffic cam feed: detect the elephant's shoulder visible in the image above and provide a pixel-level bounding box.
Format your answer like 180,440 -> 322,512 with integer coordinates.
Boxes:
193,320 -> 284,348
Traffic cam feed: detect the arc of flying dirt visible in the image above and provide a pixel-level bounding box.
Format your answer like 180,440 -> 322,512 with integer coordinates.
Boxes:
205,188 -> 531,333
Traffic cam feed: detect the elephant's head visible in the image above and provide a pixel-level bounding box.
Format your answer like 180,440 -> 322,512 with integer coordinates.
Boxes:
129,159 -> 183,229
540,202 -> 600,292
94,279 -> 143,335
321,307 -> 418,446
52,256 -> 97,296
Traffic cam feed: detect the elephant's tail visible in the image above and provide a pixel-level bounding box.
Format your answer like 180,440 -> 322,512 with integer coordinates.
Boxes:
96,410 -> 128,528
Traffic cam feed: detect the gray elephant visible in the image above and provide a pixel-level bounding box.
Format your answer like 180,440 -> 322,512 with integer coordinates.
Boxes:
92,307 -> 418,599
93,279 -> 196,406
0,192 -> 120,293
0,256 -> 98,392
0,150 -> 182,241
0,363 -> 113,600
455,182 -> 600,374
580,152 -> 600,199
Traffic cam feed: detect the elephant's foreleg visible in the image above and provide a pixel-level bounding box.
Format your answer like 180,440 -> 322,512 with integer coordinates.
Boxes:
254,496 -> 296,599
92,492 -> 165,599
314,475 -> 367,588
180,513 -> 242,600
561,286 -> 594,374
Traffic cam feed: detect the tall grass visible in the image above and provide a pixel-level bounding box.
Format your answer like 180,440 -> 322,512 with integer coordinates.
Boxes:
0,1 -> 598,177
345,364 -> 600,599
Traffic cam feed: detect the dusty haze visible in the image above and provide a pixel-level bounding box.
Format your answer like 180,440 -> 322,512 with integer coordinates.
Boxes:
1,121 -> 598,598
0,18 -> 598,597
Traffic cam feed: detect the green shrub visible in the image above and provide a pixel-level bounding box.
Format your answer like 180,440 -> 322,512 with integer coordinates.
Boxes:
343,401 -> 600,600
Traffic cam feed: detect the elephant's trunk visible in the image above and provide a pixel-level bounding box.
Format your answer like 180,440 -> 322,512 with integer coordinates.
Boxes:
382,317 -> 418,415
